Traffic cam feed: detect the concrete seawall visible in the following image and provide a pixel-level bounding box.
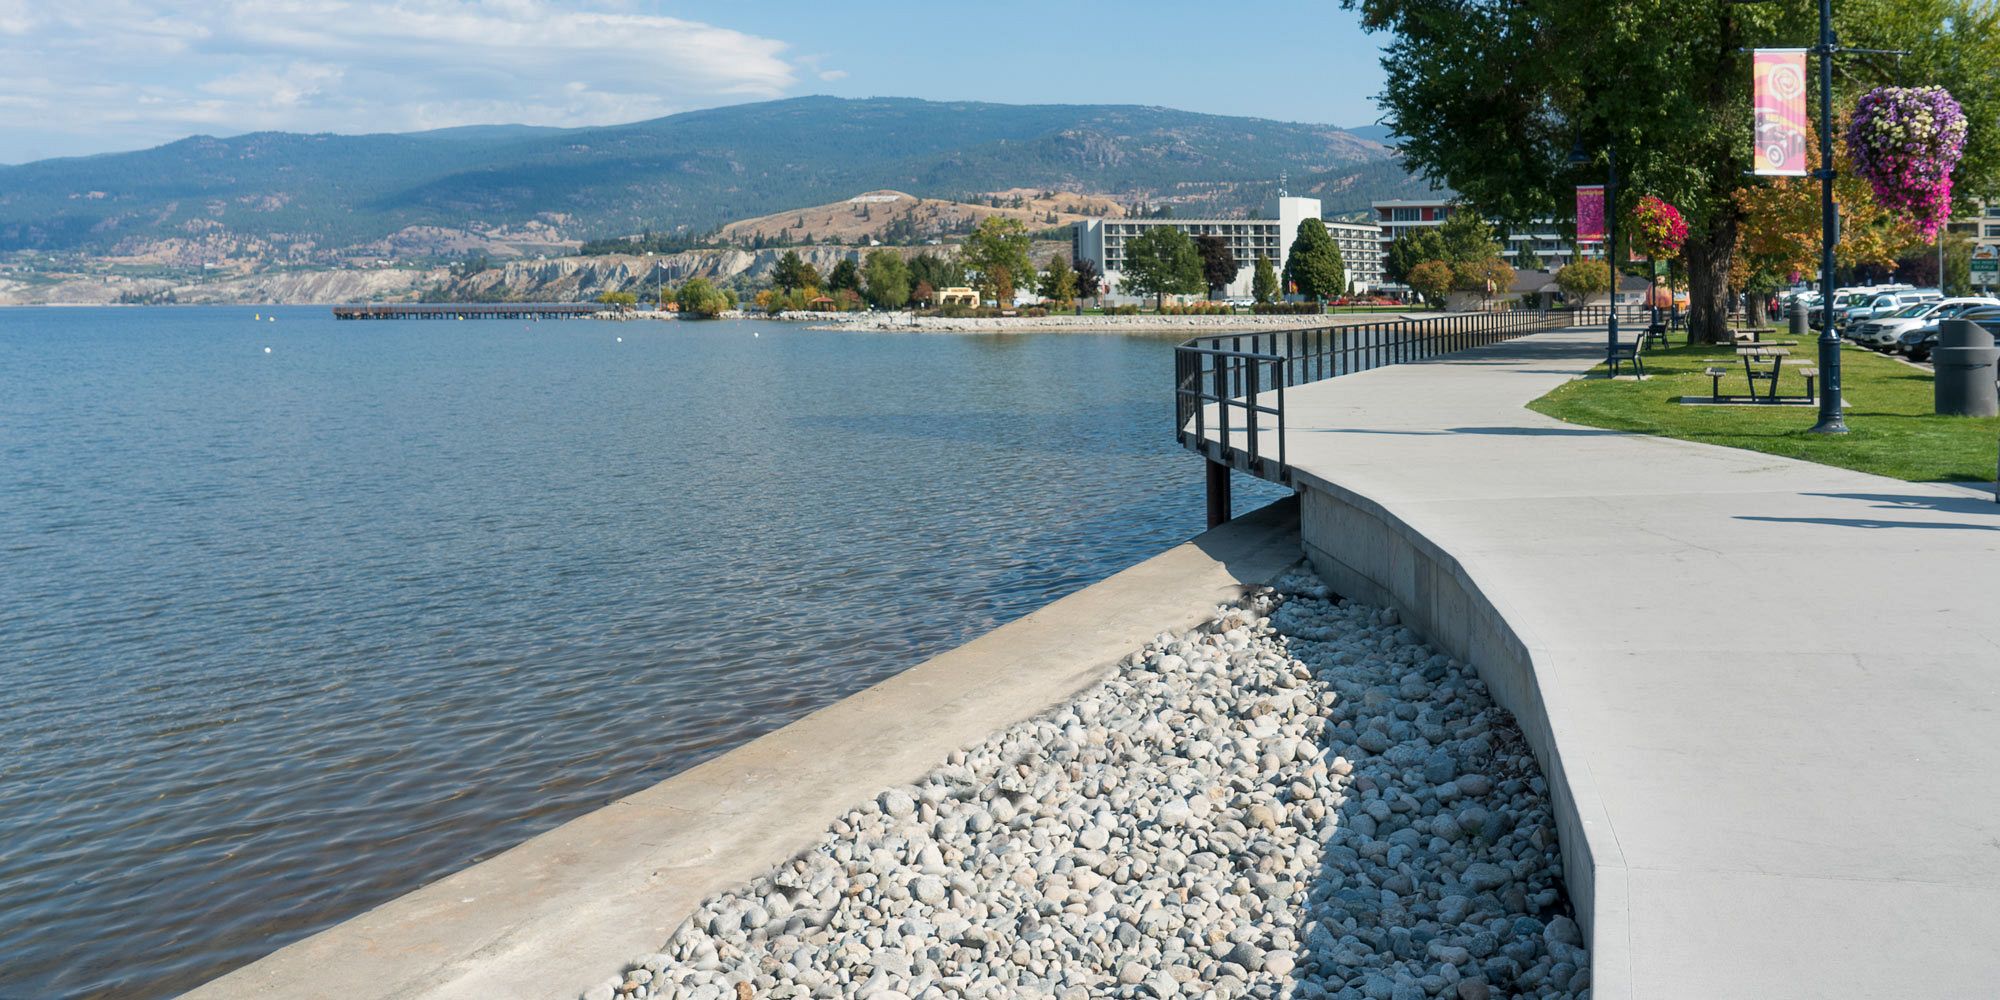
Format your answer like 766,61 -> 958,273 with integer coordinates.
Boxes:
185,499 -> 1303,1000
1293,477 -> 1630,992
1263,327 -> 2000,998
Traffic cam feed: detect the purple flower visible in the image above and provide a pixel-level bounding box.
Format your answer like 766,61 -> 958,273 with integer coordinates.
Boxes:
1845,86 -> 1968,239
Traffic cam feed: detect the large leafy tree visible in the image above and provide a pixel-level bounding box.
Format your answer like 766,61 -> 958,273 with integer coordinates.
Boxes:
961,217 -> 1035,304
1284,219 -> 1347,301
908,252 -> 964,295
863,249 -> 911,309
1347,0 -> 2000,343
1122,226 -> 1205,308
1196,234 -> 1239,298
1385,228 -> 1448,284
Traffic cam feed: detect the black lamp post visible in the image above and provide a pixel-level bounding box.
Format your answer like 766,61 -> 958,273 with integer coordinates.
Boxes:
1806,0 -> 1849,432
1569,142 -> 1619,364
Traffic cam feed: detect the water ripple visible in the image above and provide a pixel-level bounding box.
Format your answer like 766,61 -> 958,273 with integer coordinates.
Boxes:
0,308 -> 1285,999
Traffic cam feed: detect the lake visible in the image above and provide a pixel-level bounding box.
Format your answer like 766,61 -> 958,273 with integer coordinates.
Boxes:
0,307 -> 1283,999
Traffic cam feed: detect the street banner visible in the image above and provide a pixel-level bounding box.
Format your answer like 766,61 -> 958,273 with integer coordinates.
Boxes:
1753,49 -> 1809,176
1576,185 -> 1606,242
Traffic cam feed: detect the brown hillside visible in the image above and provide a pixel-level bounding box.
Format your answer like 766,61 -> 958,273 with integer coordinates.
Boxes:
717,190 -> 1126,246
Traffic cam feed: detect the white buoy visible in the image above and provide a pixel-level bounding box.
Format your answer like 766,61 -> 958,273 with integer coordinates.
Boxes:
616,337 -> 622,343
268,317 -> 276,322
263,347 -> 272,354
753,331 -> 760,338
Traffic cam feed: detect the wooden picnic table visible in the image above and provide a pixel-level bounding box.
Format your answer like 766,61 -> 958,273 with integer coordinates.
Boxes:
1731,326 -> 1779,343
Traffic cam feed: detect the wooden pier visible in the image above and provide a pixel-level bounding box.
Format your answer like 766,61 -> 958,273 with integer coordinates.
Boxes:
331,304 -> 611,321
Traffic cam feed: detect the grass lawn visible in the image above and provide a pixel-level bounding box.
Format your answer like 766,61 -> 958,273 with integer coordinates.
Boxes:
1527,339 -> 2000,482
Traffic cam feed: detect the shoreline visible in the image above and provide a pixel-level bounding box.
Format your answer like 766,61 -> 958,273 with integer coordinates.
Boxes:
807,312 -> 1444,333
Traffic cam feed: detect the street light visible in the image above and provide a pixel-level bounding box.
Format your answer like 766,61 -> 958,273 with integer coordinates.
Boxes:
1568,141 -> 1620,366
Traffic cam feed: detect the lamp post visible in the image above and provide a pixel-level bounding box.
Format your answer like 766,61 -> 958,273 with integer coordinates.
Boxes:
1569,143 -> 1619,364
1808,0 -> 1848,433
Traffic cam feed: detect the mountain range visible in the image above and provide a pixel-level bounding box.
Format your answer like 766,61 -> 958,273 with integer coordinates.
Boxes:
0,97 -> 1428,263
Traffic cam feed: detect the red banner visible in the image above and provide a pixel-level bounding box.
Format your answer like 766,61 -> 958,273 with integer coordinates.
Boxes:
1575,185 -> 1605,242
1753,49 -> 1809,176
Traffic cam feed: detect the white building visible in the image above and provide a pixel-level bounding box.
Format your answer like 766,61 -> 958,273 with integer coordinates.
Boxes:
1373,198 -> 1603,278
1071,196 -> 1388,300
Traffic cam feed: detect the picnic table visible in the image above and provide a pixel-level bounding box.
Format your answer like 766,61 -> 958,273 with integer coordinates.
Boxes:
1737,346 -> 1789,400
1731,326 -> 1778,344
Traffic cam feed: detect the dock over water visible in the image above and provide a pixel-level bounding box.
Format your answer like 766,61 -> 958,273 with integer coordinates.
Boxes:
331,304 -> 609,321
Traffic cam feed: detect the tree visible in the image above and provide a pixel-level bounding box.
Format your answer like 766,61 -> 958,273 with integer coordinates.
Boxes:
1555,260 -> 1612,305
826,256 -> 862,294
960,217 -> 1034,304
863,250 -> 911,309
1514,239 -> 1545,273
1195,234 -> 1239,298
1073,257 -> 1103,303
908,252 -> 963,295
1385,228 -> 1448,284
1284,219 -> 1347,302
1348,0 -> 2000,343
1252,254 -> 1280,304
1038,253 -> 1078,306
772,250 -> 819,292
596,290 -> 637,310
1405,260 -> 1455,308
913,280 -> 937,308
1734,119 -> 1922,296
1453,258 -> 1516,302
675,278 -> 733,318
1121,226 -> 1205,308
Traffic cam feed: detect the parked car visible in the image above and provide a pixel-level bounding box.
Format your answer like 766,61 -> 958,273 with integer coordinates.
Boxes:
1853,297 -> 2000,349
1902,306 -> 2000,362
1841,287 -> 1935,332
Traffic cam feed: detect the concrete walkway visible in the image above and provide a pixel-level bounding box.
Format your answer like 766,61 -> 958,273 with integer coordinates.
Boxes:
1274,327 -> 2000,998
184,500 -> 1302,1000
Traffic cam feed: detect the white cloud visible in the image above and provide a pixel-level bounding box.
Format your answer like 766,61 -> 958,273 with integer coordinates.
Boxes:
0,1 -> 802,160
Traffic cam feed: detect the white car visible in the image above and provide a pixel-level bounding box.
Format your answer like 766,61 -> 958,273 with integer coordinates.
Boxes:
1852,297 -> 2000,348
1841,287 -> 1932,330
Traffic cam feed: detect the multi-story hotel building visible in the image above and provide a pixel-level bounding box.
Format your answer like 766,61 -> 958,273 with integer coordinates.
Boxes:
1071,196 -> 1389,300
1372,198 -> 1603,277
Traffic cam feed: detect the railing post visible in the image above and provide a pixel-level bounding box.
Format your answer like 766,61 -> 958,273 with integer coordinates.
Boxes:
1206,459 -> 1232,528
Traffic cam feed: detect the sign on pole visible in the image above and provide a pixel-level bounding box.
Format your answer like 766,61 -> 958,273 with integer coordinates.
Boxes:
1576,185 -> 1606,243
1752,49 -> 1810,176
1972,244 -> 1999,274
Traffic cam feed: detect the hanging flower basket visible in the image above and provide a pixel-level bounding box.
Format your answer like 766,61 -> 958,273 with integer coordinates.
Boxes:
1627,196 -> 1688,258
1845,86 -> 1968,240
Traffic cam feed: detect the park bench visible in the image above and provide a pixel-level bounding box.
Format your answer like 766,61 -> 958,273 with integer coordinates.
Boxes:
1608,331 -> 1647,379
1797,366 -> 1819,401
1642,321 -> 1670,350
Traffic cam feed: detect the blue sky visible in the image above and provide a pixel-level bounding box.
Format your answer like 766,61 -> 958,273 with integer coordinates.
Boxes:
0,1 -> 1389,164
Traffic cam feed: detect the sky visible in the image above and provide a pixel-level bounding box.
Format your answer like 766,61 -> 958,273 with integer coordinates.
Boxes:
0,0 -> 1390,164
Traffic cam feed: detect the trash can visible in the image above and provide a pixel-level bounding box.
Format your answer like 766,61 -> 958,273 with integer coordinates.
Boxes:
1934,319 -> 1999,417
1790,308 -> 1808,342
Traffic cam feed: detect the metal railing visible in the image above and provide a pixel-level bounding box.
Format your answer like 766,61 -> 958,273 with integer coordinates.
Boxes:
1175,304 -> 1646,491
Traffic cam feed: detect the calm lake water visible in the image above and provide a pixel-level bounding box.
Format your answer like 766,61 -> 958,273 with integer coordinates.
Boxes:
0,307 -> 1283,999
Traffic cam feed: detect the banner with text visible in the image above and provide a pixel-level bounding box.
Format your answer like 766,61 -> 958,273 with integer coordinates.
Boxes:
1753,49 -> 1809,176
1575,185 -> 1606,242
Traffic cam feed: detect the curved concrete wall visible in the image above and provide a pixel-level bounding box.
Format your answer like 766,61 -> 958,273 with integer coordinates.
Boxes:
1293,474 -> 1633,999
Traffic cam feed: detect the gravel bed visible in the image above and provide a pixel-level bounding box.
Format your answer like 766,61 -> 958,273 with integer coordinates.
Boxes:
587,572 -> 1587,1000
